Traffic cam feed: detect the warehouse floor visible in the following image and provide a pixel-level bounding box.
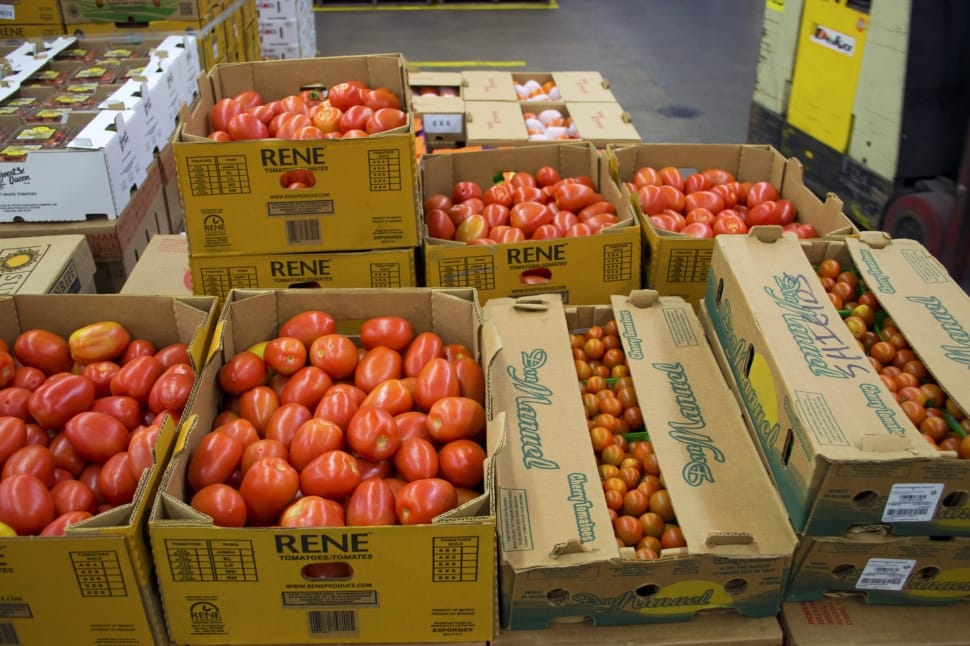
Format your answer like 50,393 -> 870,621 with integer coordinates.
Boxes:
312,0 -> 766,146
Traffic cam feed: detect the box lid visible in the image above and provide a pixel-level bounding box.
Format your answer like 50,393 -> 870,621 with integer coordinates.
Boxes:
461,70 -> 518,102
465,100 -> 528,146
565,101 -> 640,146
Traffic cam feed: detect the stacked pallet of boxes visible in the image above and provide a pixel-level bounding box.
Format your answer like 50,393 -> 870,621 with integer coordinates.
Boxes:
0,34 -> 199,292
177,54 -> 422,302
700,228 -> 970,616
0,0 -> 64,43
256,0 -> 317,60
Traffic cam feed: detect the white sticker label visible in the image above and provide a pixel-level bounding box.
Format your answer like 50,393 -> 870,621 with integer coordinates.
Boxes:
422,114 -> 463,135
0,6 -> 14,20
882,483 -> 944,522
857,558 -> 916,591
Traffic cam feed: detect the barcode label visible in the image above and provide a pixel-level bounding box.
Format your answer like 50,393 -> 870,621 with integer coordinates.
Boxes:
285,219 -> 322,244
0,623 -> 19,645
307,610 -> 358,636
856,558 -> 916,591
882,483 -> 943,522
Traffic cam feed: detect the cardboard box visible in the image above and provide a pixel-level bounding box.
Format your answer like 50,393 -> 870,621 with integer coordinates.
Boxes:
255,0 -> 312,20
700,228 -> 960,537
60,0 -> 222,23
421,143 -> 641,306
482,292 -> 797,630
0,22 -> 64,43
71,17 -> 227,71
0,233 -> 96,293
605,143 -> 857,309
410,72 -> 465,150
177,54 -> 421,256
120,233 -> 192,295
149,288 -> 497,645
0,292 -> 217,645
157,137 -> 184,233
464,100 -> 640,147
460,70 -> 616,103
794,233 -> 970,536
189,246 -> 418,302
492,611 -> 784,645
0,158 -> 172,293
0,0 -> 62,24
786,533 -> 970,604
781,596 -> 970,645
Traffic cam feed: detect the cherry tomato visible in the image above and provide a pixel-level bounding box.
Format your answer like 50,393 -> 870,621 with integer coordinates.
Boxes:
279,495 -> 345,528
239,456 -> 299,525
191,483 -> 248,527
345,476 -> 397,526
0,474 -> 54,535
68,321 -> 130,364
14,329 -> 72,375
28,373 -> 96,430
300,450 -> 361,500
395,477 -> 458,525
425,396 -> 486,443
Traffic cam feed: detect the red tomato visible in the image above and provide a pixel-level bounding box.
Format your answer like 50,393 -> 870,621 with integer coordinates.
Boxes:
304,335 -> 355,382
0,388 -> 31,422
685,208 -> 716,226
509,201 -> 552,236
425,208 -> 457,240
424,193 -> 453,212
280,310 -> 336,349
226,113 -> 269,140
393,437 -> 439,481
684,172 -> 711,194
452,357 -> 485,404
631,166 -> 661,188
0,415 -> 27,464
239,456 -> 299,525
14,329 -> 72,375
97,451 -> 137,505
288,418 -> 344,472
365,108 -> 407,134
649,214 -> 678,232
232,89 -> 263,109
710,183 -> 738,209
345,476 -> 397,526
191,483 -> 248,527
40,510 -> 92,536
452,181 -> 482,204
360,317 -> 414,353
82,361 -> 121,398
402,331 -> 445,378
510,185 -> 548,205
23,423 -> 48,448
793,223 -> 819,239
394,411 -> 431,442
362,87 -> 401,110
413,357 -> 460,411
533,166 -> 561,188
746,200 -> 781,226
339,104 -> 374,132
247,104 -> 277,125
328,82 -> 365,111
1,444 -> 55,487
482,184 -> 513,207
347,407 -> 401,462
262,337 -> 307,377
12,365 -> 45,391
68,321 -> 130,364
210,97 -> 245,132
148,364 -> 195,416
28,373 -> 96,430
208,130 -> 231,142
237,386 -> 280,435
63,411 -> 128,464
395,477 -> 459,525
127,423 -> 160,480
684,190 -> 725,214
50,479 -> 96,515
91,395 -> 143,430
110,355 -> 164,405
264,402 -> 312,449
293,125 -> 326,140
702,168 -> 736,185
219,351 -> 268,396
278,365 -> 331,410
438,439 -> 486,489
0,474 -> 54,535
241,438 -> 288,474
680,222 -> 714,239
300,449 -> 361,500
712,213 -> 749,236
577,201 -> 616,222
278,94 -> 308,115
454,214 -> 489,243
121,339 -> 156,364
187,431 -> 243,492
637,185 -> 665,215
425,396 -> 486,443
48,431 -> 85,477
746,181 -> 780,208
775,199 -> 797,226
360,379 -> 413,415
555,182 -> 598,212
311,105 -> 343,133
490,225 -> 527,243
340,129 -> 369,139
313,391 -> 359,432
658,166 -> 685,192
279,495 -> 345,528
214,417 -> 259,451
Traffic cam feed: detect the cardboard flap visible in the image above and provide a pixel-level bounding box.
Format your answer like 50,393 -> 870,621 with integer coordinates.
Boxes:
552,71 -> 616,102
464,101 -> 527,146
461,70 -> 517,101
860,433 -> 914,453
565,102 -> 641,146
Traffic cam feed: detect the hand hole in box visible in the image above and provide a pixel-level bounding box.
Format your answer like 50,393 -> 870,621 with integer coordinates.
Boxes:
303,561 -> 353,581
633,583 -> 661,599
545,588 -> 569,606
941,490 -> 968,509
831,563 -> 859,580
281,170 -> 317,190
724,578 -> 748,596
851,490 -> 880,509
519,268 -> 552,285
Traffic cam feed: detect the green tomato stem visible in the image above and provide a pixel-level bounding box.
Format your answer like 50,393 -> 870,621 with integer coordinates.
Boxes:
943,410 -> 967,439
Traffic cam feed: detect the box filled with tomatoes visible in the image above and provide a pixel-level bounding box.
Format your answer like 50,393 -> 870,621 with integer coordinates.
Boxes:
176,54 -> 421,257
149,287 -> 496,645
606,142 -> 857,310
482,291 -> 797,630
420,142 -> 641,306
0,293 -> 218,645
701,228 -> 970,539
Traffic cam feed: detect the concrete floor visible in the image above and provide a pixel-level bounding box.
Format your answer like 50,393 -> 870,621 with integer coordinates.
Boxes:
313,0 -> 766,145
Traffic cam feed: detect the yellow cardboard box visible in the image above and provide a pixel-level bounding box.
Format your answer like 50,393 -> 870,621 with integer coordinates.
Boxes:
606,142 -> 856,310
0,0 -> 62,24
60,0 -> 223,23
150,288 -> 496,645
421,142 -> 641,306
0,22 -> 64,42
0,293 -> 217,645
177,54 -> 421,256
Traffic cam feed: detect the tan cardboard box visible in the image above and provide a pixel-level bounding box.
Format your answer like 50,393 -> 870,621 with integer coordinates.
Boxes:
482,292 -> 796,630
177,54 -> 420,256
605,143 -> 857,310
120,233 -> 193,295
781,596 -> 970,645
700,228 -> 961,537
410,71 -> 465,149
460,70 -> 617,103
0,293 -> 217,645
464,100 -> 640,147
149,288 -> 497,645
189,246 -> 418,302
421,143 -> 641,306
0,234 -> 96,294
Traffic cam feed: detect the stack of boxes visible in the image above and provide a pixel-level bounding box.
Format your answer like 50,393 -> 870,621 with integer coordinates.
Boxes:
255,0 -> 317,60
0,0 -> 63,41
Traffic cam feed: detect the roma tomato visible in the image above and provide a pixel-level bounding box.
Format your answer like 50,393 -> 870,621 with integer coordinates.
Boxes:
127,423 -> 160,479
680,222 -> 714,239
121,339 -> 156,364
509,201 -> 552,236
359,379 -> 414,416
82,361 -> 121,398
393,437 -> 439,481
311,106 -> 343,133
403,331 -> 445,378
300,450 -> 361,500
394,411 -> 431,442
279,496 -> 345,528
98,451 -> 137,506
425,209 -> 456,240
308,334 -> 358,380
345,476 -> 397,526
745,181 -> 779,208
213,417 -> 259,451
452,181 -> 482,204
64,411 -> 130,464
361,87 -> 401,111
241,438 -> 288,475
148,364 -> 195,415
14,329 -> 71,375
238,456 -> 299,525
219,351 -> 268,395
413,357 -> 460,411
437,439 -> 486,489
313,391 -> 359,431
745,200 -> 780,227
280,365 -> 332,410
339,104 -> 374,132
91,395 -> 143,430
288,418 -> 344,472
328,82 -> 364,111
0,474 -> 54,535
264,402 -> 313,449
110,355 -> 165,405
40,510 -> 92,536
12,365 -> 45,391
360,317 -> 414,353
237,386 -> 280,435
346,407 -> 401,462
0,415 -> 27,464
365,108 -> 407,134
280,310 -> 337,349
263,337 -> 307,376
452,357 -> 485,403
210,97 -> 244,132
68,321 -> 130,364
425,396 -> 486,443
50,479 -> 96,515
395,477 -> 459,525
1,444 -> 55,487
28,373 -> 96,430
354,347 -> 403,393
191,483 -> 248,527
48,432 -> 85,477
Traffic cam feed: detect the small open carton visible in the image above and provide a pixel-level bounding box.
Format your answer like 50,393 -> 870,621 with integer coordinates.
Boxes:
483,291 -> 796,630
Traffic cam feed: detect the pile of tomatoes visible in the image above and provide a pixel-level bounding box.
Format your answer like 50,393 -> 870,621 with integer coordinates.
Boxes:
816,259 -> 970,457
187,311 -> 487,528
0,322 -> 194,536
424,167 -> 619,244
207,81 -> 407,142
571,321 -> 686,559
624,166 -> 820,240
